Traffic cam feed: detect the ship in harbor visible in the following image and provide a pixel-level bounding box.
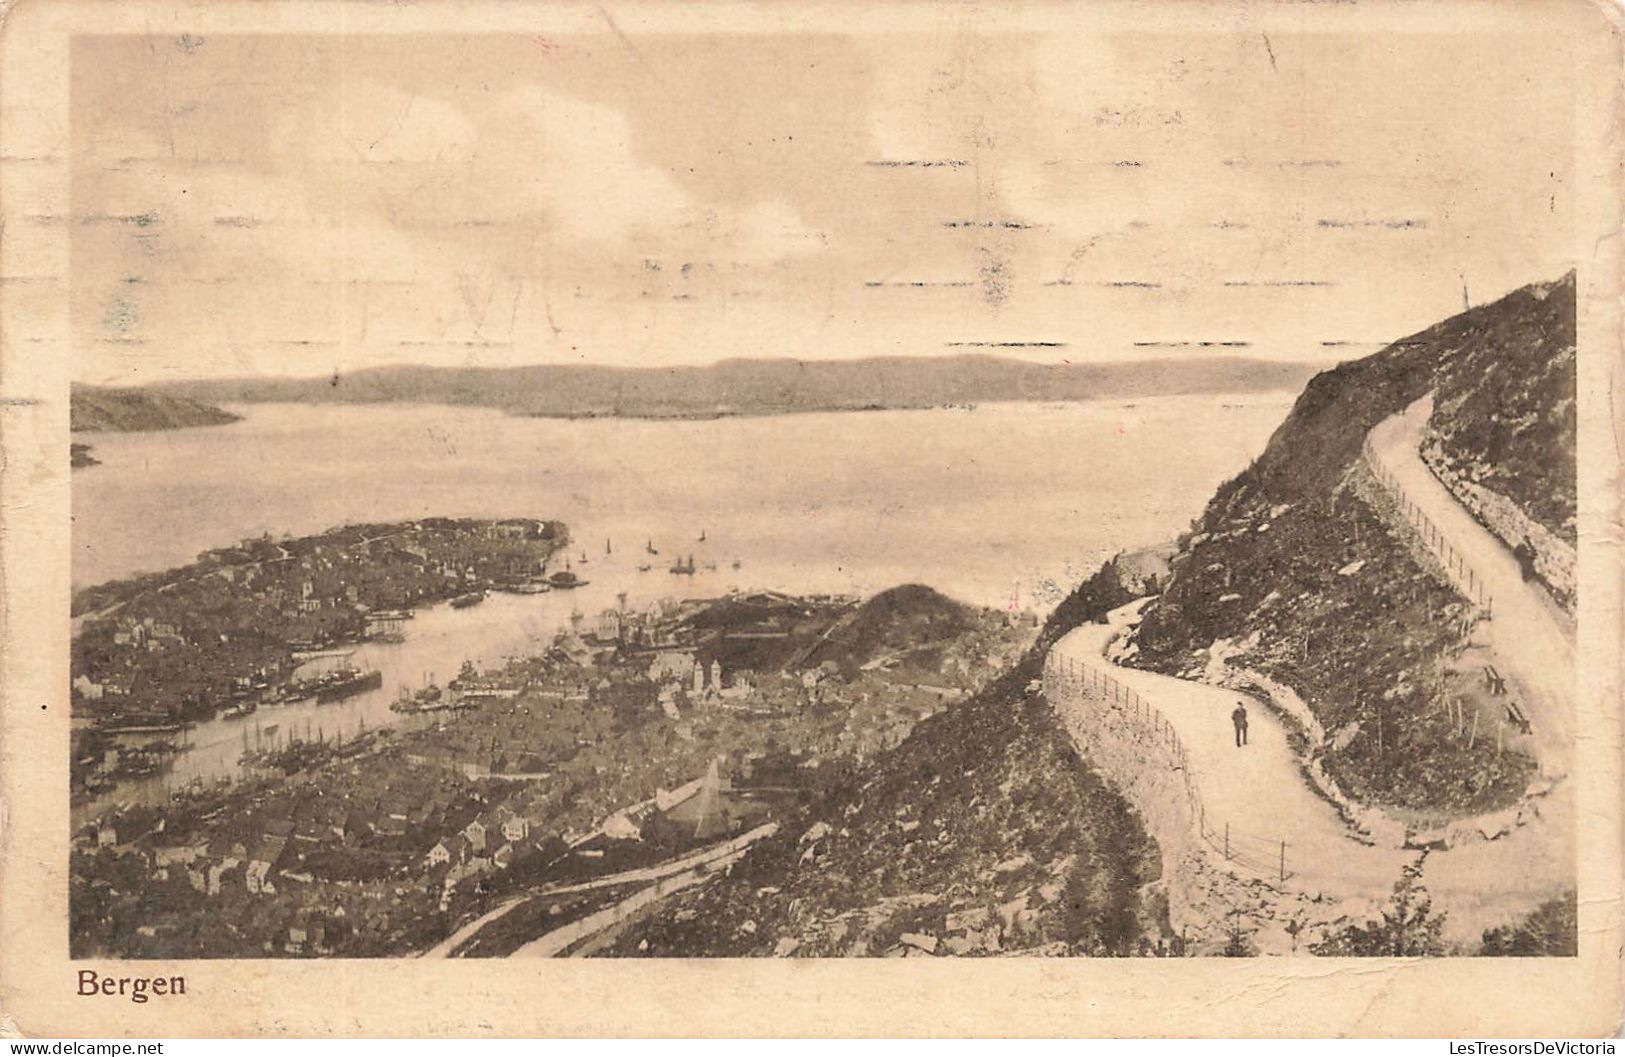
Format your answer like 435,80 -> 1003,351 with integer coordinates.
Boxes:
548,556 -> 587,589
669,554 -> 697,575
499,579 -> 552,594
365,612 -> 407,643
390,677 -> 469,714
450,590 -> 486,609
290,647 -> 356,664
315,666 -> 383,703
276,665 -> 383,705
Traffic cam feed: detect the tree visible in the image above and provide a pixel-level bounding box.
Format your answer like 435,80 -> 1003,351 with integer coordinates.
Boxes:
1222,911 -> 1257,957
1312,857 -> 1446,956
1479,892 -> 1577,956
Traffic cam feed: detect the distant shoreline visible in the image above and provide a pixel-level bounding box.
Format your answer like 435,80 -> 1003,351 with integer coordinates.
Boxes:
512,394 -> 1292,422
70,391 -> 1299,430
135,353 -> 1325,424
142,390 -> 1294,427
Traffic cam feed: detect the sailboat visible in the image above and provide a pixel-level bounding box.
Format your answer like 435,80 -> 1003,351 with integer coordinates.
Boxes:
698,529 -> 707,543
669,554 -> 697,576
549,555 -> 588,589
646,539 -> 659,555
605,538 -> 612,556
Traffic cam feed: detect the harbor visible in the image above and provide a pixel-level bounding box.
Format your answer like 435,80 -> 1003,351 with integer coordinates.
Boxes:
69,535 -> 765,826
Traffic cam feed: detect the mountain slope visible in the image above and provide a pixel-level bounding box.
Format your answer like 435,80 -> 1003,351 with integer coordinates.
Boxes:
152,355 -> 1322,420
594,561 -> 1168,958
71,386 -> 240,432
1118,274 -> 1574,816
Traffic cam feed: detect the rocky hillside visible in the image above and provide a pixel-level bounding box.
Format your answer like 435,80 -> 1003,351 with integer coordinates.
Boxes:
1117,274 -> 1574,817
71,385 -> 239,433
594,562 -> 1173,958
1421,274 -> 1576,609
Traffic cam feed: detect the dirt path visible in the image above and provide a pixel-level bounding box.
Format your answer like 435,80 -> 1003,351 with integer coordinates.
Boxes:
423,823 -> 779,957
1366,394 -> 1575,773
1053,610 -> 1409,902
1361,394 -> 1576,942
512,842 -> 761,958
420,894 -> 531,958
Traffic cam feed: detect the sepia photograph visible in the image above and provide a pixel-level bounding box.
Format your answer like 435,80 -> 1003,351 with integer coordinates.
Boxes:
2,0 -> 1621,1039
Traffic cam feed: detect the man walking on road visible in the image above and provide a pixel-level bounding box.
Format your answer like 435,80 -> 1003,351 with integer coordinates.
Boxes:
1232,701 -> 1249,747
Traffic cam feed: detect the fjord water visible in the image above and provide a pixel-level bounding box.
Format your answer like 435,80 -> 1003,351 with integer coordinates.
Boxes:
71,396 -> 1290,801
74,397 -> 1291,604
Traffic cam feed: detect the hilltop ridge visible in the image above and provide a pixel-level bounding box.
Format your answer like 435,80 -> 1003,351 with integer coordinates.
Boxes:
1120,272 -> 1575,816
149,354 -> 1322,421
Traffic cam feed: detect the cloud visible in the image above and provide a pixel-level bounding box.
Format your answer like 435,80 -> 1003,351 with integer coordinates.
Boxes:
480,85 -> 693,246
303,80 -> 479,165
709,200 -> 827,263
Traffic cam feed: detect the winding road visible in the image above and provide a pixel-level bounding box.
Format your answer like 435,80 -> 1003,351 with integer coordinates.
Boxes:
1366,394 -> 1575,773
1052,612 -> 1408,901
1046,391 -> 1577,941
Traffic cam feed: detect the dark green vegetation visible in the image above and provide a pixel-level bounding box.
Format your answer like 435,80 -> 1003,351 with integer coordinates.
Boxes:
798,583 -> 979,679
1477,891 -> 1578,957
598,561 -> 1169,958
1311,858 -> 1446,957
153,355 -> 1321,421
1122,276 -> 1573,816
71,385 -> 239,432
1424,276 -> 1576,547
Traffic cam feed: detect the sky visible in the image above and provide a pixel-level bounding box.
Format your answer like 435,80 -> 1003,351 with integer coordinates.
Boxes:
68,24 -> 1579,384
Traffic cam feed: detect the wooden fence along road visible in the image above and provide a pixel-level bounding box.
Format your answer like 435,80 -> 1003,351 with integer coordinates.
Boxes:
1364,394 -> 1574,771
1043,392 -> 1576,919
1045,615 -> 1409,904
1045,650 -> 1291,882
1362,433 -> 1493,617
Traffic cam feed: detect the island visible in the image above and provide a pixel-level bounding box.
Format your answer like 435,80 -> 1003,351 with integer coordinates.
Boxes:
71,443 -> 101,470
149,354 -> 1324,422
71,385 -> 240,433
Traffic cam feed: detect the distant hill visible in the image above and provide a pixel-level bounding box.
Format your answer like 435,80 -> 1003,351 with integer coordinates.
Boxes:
71,386 -> 239,433
599,562 -> 1165,958
152,355 -> 1322,420
799,584 -> 979,678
